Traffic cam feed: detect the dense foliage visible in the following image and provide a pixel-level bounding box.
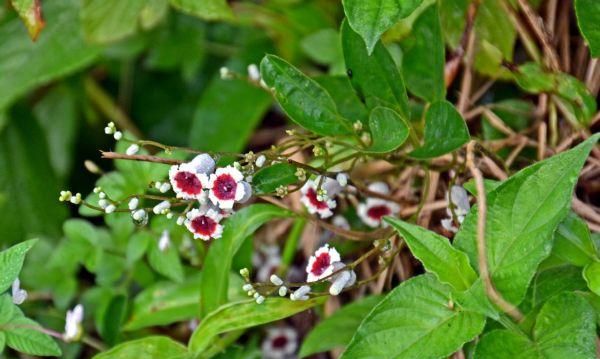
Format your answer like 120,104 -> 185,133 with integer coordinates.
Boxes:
0,0 -> 599,358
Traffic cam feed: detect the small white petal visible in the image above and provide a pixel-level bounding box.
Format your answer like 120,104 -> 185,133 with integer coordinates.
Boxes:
128,197 -> 139,210
126,144 -> 139,155
270,274 -> 283,286
255,155 -> 266,167
105,204 -> 116,213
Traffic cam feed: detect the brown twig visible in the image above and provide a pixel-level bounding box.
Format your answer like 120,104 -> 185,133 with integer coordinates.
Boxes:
516,0 -> 560,71
466,141 -> 524,322
100,151 -> 182,165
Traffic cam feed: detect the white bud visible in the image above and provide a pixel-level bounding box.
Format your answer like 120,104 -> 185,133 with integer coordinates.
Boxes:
247,64 -> 260,82
105,204 -> 116,214
255,155 -> 266,168
159,182 -> 171,193
98,199 -> 108,209
128,197 -> 139,210
278,286 -> 287,297
166,212 -> 173,219
154,182 -> 162,190
243,284 -> 253,291
132,209 -> 147,221
153,201 -> 170,214
70,193 -> 82,205
336,173 -> 348,187
176,216 -> 185,226
113,131 -> 123,141
255,295 -> 265,304
99,192 -> 106,199
270,274 -> 283,286
220,67 -> 233,80
126,144 -> 139,156
93,187 -> 102,194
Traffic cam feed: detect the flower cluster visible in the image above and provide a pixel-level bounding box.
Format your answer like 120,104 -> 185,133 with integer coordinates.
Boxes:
440,185 -> 470,233
300,176 -> 344,219
169,154 -> 252,240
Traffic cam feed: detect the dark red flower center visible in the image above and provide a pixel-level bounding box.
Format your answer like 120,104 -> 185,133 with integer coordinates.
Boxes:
310,252 -> 331,276
272,335 -> 288,349
190,215 -> 217,236
213,174 -> 237,200
367,205 -> 391,221
305,188 -> 328,210
174,171 -> 203,195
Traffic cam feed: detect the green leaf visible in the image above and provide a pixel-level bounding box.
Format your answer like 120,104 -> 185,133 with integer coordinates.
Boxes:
260,54 -> 352,136
4,316 -> 62,357
342,0 -> 422,54
98,293 -> 128,345
385,218 -> 477,291
126,231 -> 151,265
190,297 -> 325,354
526,265 -> 588,310
400,2 -> 445,102
189,77 -> 271,152
439,0 -> 469,49
81,0 -> 147,44
10,0 -> 45,40
147,234 -> 184,283
454,134 -> 600,313
0,295 -> 18,325
0,0 -> 100,111
575,0 -> 600,57
514,63 -> 556,93
364,107 -> 409,153
200,204 -> 290,316
0,239 -> 37,293
299,295 -> 382,357
410,100 -> 470,158
300,29 -> 343,67
552,212 -> 597,267
341,20 -> 410,119
342,274 -> 485,359
252,163 -> 298,194
0,332 -> 5,353
124,274 -> 202,331
314,75 -> 369,124
475,293 -> 596,358
583,261 -> 600,296
169,0 -> 233,21
473,0 -> 516,77
93,336 -> 187,359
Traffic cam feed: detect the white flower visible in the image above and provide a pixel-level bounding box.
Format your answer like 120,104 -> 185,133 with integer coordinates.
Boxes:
255,154 -> 266,167
128,197 -> 139,210
11,279 -> 27,305
153,200 -> 171,214
207,166 -> 246,209
185,207 -> 224,240
441,185 -> 470,232
126,144 -> 139,155
305,244 -> 341,282
158,230 -> 170,252
357,198 -> 400,228
290,285 -> 311,301
248,64 -> 261,82
169,162 -> 209,201
261,327 -> 298,359
300,177 -> 341,219
64,304 -> 84,342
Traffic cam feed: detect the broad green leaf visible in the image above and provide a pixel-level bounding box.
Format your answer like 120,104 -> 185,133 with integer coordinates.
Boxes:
473,0 -> 516,77
147,234 -> 184,283
342,0 -> 422,54
439,0 -> 469,49
10,0 -> 45,40
190,297 -> 325,354
314,75 -> 369,124
575,0 -> 600,57
454,134 -> 600,313
81,0 -> 146,44
300,29 -> 343,68
385,218 -> 477,291
260,54 -> 352,136
475,293 -> 596,358
552,212 -> 597,267
299,295 -> 382,357
169,0 -> 233,21
0,295 -> 17,325
140,0 -> 169,29
252,163 -> 298,194
401,2 -> 445,102
33,85 -> 78,180
98,293 -> 128,345
4,316 -> 61,357
189,76 -> 271,152
0,0 -> 100,111
514,63 -> 556,93
0,239 -> 37,293
0,109 -> 67,243
125,274 -> 202,331
0,332 -> 4,353
554,73 -> 597,125
93,336 -> 187,359
342,274 -> 485,359
583,261 -> 600,296
200,204 -> 290,316
364,107 -> 409,153
126,231 -> 151,265
410,100 -> 469,158
341,20 -> 410,119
